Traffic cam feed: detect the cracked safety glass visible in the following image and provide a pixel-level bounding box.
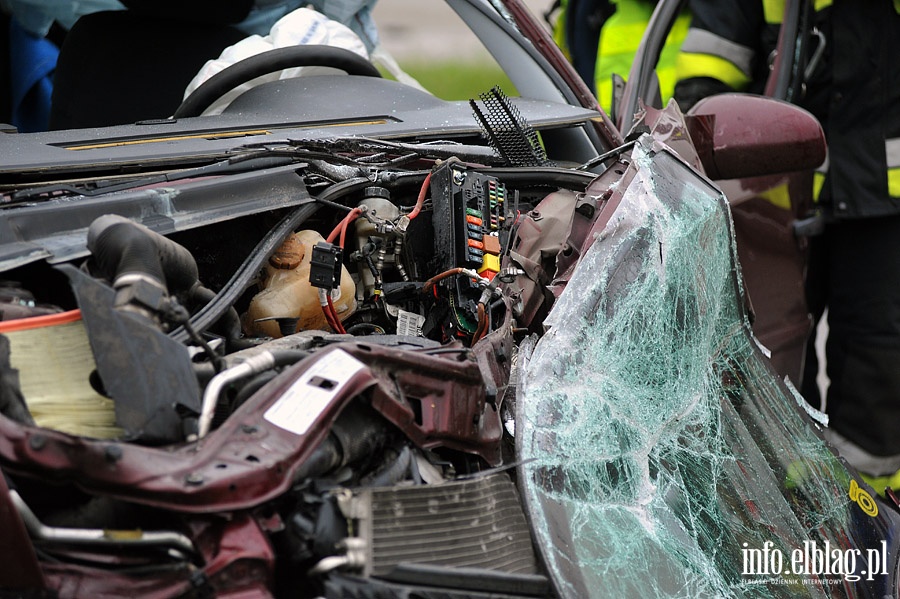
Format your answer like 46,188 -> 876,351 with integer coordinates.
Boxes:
517,136 -> 898,598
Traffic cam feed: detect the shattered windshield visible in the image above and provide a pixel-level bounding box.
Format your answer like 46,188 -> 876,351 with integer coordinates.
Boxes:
517,136 -> 896,598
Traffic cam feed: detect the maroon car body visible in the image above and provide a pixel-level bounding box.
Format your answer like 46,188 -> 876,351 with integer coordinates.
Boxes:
0,1 -> 893,598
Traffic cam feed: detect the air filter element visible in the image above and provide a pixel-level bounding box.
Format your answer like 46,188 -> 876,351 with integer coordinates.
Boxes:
0,310 -> 121,439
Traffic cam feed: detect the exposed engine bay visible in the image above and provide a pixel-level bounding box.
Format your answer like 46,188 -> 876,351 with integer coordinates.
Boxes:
0,116 -> 613,596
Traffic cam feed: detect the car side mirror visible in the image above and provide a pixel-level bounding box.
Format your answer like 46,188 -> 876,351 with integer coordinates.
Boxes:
685,93 -> 826,180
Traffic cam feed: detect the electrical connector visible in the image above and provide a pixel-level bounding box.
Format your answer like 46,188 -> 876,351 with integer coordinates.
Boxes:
309,242 -> 343,290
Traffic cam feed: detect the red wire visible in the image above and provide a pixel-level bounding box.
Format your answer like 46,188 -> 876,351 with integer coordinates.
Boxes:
317,288 -> 342,333
422,267 -> 467,294
320,208 -> 357,334
326,207 -> 362,246
408,171 -> 432,220
321,302 -> 338,331
321,301 -> 341,333
472,302 -> 488,344
326,294 -> 347,334
339,209 -> 359,249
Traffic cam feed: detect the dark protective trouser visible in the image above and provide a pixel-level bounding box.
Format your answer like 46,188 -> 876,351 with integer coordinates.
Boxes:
804,215 -> 900,463
563,0 -> 613,94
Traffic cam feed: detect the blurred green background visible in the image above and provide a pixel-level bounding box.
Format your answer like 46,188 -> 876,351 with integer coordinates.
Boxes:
400,62 -> 516,100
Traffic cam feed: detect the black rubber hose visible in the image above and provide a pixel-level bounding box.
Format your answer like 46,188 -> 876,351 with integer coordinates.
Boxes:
291,404 -> 388,483
87,214 -> 199,293
367,446 -> 412,487
1,336 -> 35,426
270,349 -> 313,367
189,285 -> 242,341
223,349 -> 310,412
174,45 -> 382,119
229,369 -> 279,410
328,402 -> 388,469
291,435 -> 344,483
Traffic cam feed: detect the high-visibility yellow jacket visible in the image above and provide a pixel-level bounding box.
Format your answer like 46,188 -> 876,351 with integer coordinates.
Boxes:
554,0 -> 689,115
676,0 -> 900,218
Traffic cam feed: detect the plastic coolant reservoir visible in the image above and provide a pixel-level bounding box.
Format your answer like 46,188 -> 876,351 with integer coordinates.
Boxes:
245,230 -> 357,337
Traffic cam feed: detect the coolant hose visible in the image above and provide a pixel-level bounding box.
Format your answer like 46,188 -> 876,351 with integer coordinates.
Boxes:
291,403 -> 389,482
87,214 -> 200,297
367,445 -> 412,487
190,285 -> 242,342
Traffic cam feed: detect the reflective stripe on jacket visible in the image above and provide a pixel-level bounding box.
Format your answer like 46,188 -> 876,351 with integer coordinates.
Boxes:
554,0 -> 688,114
593,1 -> 689,113
676,0 -> 900,218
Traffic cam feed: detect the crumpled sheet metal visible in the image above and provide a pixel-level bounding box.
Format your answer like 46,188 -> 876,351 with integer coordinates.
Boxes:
518,136 -> 890,598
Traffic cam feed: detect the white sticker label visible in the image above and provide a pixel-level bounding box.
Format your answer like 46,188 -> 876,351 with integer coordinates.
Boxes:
264,349 -> 366,436
397,309 -> 425,337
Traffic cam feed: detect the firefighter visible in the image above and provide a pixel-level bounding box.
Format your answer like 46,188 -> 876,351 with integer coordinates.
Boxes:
552,0 -> 689,116
675,0 -> 900,494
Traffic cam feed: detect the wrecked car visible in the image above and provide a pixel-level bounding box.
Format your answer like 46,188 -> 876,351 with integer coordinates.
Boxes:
0,0 -> 897,597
